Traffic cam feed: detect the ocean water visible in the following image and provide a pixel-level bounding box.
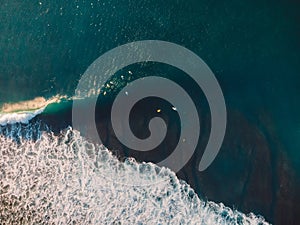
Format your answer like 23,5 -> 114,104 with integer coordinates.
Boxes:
0,123 -> 269,224
1,0 -> 300,224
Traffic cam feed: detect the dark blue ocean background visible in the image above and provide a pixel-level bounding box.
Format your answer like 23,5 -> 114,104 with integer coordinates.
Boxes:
0,0 -> 300,224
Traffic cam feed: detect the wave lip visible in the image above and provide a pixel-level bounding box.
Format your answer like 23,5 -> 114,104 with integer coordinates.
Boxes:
0,95 -> 66,126
0,107 -> 46,125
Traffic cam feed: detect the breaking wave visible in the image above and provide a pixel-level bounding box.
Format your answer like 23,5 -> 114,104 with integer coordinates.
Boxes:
0,95 -> 68,126
0,122 -> 269,224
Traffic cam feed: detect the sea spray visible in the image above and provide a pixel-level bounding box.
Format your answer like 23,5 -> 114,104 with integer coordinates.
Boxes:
0,95 -> 68,126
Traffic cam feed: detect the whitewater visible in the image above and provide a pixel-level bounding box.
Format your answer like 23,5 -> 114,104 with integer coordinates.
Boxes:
0,102 -> 269,224
0,95 -> 68,125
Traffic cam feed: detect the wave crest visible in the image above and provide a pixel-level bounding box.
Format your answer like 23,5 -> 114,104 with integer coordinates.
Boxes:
0,95 -> 67,125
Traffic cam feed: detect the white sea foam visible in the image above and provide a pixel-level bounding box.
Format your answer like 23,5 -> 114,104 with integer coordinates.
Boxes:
0,124 -> 269,224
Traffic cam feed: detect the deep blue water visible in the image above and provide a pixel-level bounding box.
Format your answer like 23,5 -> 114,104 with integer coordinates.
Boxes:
1,0 -> 300,224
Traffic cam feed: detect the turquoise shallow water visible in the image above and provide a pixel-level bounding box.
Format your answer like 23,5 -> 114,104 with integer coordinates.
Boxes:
0,0 -> 300,224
